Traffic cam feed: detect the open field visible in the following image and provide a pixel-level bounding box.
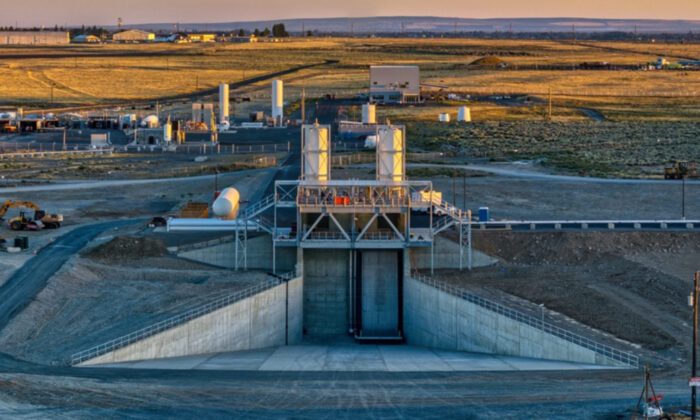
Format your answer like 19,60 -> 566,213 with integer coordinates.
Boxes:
0,151 -> 282,181
1,38 -> 699,113
404,120 -> 700,178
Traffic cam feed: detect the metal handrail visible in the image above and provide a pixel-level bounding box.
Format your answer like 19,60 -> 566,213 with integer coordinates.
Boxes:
411,274 -> 639,368
242,195 -> 275,219
69,276 -> 291,366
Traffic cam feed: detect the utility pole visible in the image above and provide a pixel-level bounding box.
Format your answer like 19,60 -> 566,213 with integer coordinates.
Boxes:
462,172 -> 466,210
691,272 -> 699,419
548,86 -> 553,121
50,85 -> 54,104
683,174 -> 687,220
452,176 -> 456,204
301,88 -> 306,123
62,126 -> 67,151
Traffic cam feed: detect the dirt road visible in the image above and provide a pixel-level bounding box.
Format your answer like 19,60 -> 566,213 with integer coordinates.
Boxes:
0,220 -> 139,332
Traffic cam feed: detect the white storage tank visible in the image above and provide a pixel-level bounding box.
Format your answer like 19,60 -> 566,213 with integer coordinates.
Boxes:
376,125 -> 405,182
302,123 -> 330,182
163,120 -> 172,142
271,79 -> 284,126
219,83 -> 230,124
458,106 -> 471,122
362,103 -> 377,124
438,113 -> 451,123
141,115 -> 159,128
364,135 -> 377,149
212,187 -> 240,220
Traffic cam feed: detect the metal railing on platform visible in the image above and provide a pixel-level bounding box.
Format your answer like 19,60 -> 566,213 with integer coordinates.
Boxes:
69,277 -> 285,366
411,274 -> 639,368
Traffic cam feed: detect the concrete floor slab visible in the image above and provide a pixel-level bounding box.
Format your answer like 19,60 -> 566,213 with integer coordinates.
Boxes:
90,343 -> 620,372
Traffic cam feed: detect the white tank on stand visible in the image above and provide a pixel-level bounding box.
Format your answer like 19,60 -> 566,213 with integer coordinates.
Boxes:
212,187 -> 240,220
362,103 -> 377,124
219,83 -> 230,124
302,123 -> 330,182
457,106 -> 471,122
272,80 -> 284,126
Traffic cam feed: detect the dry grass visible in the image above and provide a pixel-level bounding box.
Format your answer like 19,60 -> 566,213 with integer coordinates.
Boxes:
0,38 -> 698,119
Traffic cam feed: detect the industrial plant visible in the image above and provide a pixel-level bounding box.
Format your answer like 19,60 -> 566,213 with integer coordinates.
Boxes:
0,14 -> 699,418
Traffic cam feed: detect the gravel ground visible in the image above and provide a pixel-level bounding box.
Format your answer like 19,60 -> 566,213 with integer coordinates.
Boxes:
435,230 -> 700,373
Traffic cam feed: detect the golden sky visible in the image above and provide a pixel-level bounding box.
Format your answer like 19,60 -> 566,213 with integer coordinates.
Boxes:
4,0 -> 700,26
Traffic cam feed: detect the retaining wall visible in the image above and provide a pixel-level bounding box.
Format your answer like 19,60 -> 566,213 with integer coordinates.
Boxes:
409,236 -> 497,270
178,234 -> 296,271
404,277 -> 630,367
81,277 -> 303,366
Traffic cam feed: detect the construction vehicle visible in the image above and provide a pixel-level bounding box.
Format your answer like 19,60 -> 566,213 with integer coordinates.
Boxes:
664,161 -> 697,180
0,200 -> 63,231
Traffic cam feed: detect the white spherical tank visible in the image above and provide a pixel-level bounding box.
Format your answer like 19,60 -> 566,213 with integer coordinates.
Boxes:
141,115 -> 160,128
362,103 -> 377,124
457,106 -> 471,122
377,125 -> 404,182
364,135 -> 377,149
271,79 -> 284,125
212,187 -> 241,220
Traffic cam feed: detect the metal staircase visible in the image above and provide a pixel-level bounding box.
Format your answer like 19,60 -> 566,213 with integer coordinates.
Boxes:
242,195 -> 275,220
429,199 -> 473,272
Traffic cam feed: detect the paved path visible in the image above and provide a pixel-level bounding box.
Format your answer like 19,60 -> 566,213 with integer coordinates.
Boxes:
0,219 -> 138,332
0,168 -> 270,193
410,163 -> 700,185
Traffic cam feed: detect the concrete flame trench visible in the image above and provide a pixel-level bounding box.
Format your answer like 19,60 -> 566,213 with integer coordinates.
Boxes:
73,123 -> 638,371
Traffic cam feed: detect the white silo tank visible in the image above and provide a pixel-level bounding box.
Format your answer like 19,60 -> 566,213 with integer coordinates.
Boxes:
377,125 -> 405,182
302,123 -> 330,182
457,106 -> 471,122
362,103 -> 377,124
163,121 -> 172,142
219,83 -> 230,124
271,79 -> 284,126
438,113 -> 451,123
212,187 -> 240,220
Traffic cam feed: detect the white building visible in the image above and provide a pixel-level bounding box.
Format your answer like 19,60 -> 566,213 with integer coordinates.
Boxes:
113,29 -> 155,42
369,65 -> 421,104
0,31 -> 69,45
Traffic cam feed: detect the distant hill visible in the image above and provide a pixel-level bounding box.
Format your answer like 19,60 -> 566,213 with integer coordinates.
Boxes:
115,16 -> 700,34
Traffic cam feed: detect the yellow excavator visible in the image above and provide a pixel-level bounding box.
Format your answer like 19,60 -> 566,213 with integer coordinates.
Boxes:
0,200 -> 63,231
664,161 -> 697,180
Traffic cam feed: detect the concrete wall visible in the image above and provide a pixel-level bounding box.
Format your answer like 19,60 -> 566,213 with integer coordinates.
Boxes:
302,249 -> 350,336
410,236 -> 497,270
178,234 -> 296,272
82,277 -> 303,365
403,277 -> 624,367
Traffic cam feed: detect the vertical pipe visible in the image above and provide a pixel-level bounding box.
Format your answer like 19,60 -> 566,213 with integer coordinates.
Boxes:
468,209 -> 473,271
273,196 -> 277,275
234,228 -> 239,271
693,271 -> 699,419
683,176 -> 687,220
